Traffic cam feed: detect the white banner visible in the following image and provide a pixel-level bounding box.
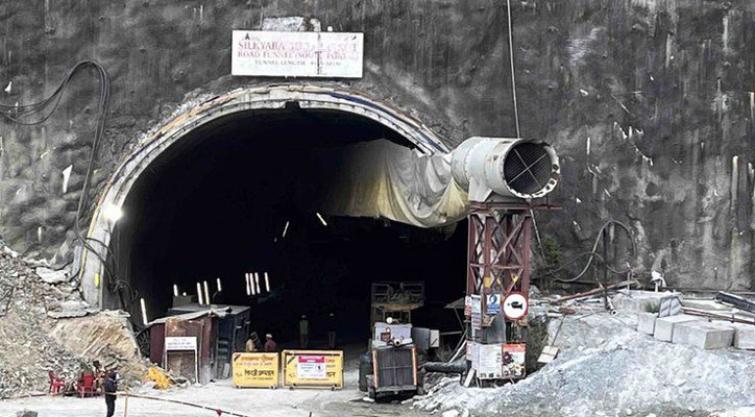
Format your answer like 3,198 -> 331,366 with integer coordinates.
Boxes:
296,355 -> 327,379
165,336 -> 197,351
232,30 -> 363,78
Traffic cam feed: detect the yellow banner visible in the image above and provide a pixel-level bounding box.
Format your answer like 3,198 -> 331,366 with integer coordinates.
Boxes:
232,352 -> 279,388
282,350 -> 343,389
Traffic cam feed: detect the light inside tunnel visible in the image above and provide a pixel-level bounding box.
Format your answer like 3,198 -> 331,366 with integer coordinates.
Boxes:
105,107 -> 466,346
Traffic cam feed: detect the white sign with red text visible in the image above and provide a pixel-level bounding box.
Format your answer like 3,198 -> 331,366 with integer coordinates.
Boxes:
232,30 -> 363,78
296,355 -> 327,379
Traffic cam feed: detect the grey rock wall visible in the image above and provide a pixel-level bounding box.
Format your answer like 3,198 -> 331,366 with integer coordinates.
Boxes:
0,0 -> 752,289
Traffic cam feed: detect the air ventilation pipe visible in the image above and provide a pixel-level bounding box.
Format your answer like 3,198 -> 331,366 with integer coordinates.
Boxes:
450,137 -> 560,202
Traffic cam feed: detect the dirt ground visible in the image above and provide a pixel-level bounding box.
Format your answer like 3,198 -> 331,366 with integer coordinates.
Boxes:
0,381 -> 425,417
0,350 -> 428,417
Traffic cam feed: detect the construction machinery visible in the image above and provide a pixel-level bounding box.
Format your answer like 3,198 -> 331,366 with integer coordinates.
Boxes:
369,282 -> 424,327
359,282 -> 437,400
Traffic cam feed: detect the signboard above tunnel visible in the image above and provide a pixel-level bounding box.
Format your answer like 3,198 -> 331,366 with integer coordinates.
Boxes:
232,30 -> 363,78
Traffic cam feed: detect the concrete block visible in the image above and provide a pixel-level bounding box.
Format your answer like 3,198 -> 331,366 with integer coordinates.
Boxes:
613,291 -> 674,313
672,321 -> 735,349
732,323 -> 755,350
636,312 -> 658,334
653,314 -> 701,342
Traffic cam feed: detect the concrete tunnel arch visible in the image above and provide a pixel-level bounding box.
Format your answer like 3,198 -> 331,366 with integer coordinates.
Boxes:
78,84 -> 452,310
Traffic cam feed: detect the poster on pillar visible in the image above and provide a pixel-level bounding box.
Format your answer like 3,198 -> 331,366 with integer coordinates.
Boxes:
486,294 -> 501,315
502,344 -> 526,379
469,295 -> 482,338
231,31 -> 363,78
476,343 -> 503,379
466,340 -> 477,362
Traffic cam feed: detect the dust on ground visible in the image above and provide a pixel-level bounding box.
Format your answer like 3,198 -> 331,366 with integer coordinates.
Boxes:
413,298 -> 755,417
0,346 -> 428,417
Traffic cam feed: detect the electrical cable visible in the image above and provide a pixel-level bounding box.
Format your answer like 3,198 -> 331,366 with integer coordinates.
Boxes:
503,5 -> 631,289
0,61 -> 129,306
505,0 -> 521,138
542,251 -> 628,277
549,220 -> 637,283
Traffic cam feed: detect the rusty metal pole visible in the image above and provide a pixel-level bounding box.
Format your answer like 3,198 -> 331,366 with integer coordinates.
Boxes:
602,227 -> 609,311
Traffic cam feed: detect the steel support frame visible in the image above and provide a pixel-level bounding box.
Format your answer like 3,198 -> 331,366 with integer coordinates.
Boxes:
466,203 -> 532,324
465,202 -> 538,383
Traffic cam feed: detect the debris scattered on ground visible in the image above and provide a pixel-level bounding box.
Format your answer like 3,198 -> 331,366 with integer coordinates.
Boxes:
143,366 -> 191,390
415,289 -> 755,417
0,241 -> 145,398
34,267 -> 70,285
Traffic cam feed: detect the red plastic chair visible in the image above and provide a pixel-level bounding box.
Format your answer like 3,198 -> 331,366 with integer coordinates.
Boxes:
77,373 -> 96,398
48,371 -> 65,395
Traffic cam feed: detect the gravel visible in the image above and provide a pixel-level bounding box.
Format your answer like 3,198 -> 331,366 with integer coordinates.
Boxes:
414,303 -> 755,417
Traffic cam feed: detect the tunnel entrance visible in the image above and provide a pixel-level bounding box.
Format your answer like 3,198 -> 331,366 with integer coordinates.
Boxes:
89,87 -> 466,348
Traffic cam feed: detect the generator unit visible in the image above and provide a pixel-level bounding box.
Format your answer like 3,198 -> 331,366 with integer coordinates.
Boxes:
370,343 -> 418,399
360,318 -> 434,400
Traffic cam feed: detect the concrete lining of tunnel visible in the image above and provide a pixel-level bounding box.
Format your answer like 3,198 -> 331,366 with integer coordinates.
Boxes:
78,84 -> 449,308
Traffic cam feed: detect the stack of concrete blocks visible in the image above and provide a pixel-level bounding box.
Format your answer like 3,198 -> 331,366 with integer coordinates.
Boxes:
653,314 -> 701,342
637,311 -> 754,350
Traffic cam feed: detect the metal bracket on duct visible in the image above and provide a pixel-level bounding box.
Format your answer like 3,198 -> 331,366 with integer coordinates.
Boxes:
319,137 -> 559,228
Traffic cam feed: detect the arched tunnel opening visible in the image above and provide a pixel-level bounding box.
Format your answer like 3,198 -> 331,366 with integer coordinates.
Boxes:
104,106 -> 467,349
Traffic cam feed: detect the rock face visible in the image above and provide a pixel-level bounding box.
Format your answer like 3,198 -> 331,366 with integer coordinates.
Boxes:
0,0 -> 752,290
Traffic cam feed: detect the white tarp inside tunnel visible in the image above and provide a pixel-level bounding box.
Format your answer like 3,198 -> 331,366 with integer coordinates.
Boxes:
317,139 -> 469,228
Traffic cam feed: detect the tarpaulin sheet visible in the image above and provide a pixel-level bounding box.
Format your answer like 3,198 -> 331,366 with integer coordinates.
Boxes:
317,139 -> 468,228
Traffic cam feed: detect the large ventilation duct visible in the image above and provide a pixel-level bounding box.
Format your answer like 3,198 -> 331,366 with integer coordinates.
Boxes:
450,137 -> 560,202
318,137 -> 559,228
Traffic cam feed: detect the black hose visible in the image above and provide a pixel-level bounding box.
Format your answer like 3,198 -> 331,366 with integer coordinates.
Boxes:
423,361 -> 466,374
548,220 -> 636,283
0,61 -> 130,306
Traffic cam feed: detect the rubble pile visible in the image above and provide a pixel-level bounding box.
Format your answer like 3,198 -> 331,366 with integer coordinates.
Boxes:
0,242 -> 144,398
415,291 -> 755,417
0,244 -> 87,398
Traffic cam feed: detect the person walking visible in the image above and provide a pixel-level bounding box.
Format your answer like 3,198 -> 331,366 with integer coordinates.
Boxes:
327,312 -> 337,349
264,333 -> 278,352
299,315 -> 309,349
103,371 -> 118,417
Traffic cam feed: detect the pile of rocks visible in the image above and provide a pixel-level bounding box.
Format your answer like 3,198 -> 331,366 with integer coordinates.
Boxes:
0,243 -> 88,397
0,242 -> 144,398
